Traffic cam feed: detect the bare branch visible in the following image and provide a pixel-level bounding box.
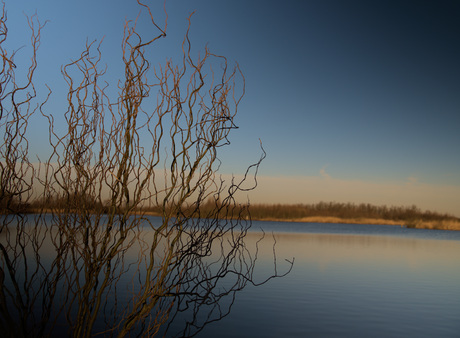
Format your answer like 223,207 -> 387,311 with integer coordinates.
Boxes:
0,2 -> 293,337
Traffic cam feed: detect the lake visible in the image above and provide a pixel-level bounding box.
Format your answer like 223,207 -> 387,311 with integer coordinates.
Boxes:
196,220 -> 460,337
2,217 -> 460,337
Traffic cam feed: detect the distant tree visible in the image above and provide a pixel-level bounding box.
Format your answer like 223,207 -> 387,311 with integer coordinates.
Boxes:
0,1 -> 292,337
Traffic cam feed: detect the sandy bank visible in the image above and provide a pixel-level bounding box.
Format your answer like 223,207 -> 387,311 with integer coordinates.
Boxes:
253,216 -> 460,231
22,209 -> 460,231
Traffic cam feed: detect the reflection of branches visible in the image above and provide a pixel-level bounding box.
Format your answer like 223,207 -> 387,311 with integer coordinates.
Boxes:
0,1 -> 293,337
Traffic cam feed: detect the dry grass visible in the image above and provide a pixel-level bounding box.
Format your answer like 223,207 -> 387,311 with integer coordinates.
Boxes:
405,219 -> 460,231
26,209 -> 460,231
254,216 -> 460,231
257,216 -> 404,226
245,202 -> 460,231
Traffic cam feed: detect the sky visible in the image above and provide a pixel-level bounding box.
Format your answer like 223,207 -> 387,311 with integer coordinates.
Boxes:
4,1 -> 460,216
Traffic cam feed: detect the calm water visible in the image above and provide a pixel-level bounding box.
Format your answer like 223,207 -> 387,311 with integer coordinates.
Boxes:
199,221 -> 460,337
2,217 -> 460,337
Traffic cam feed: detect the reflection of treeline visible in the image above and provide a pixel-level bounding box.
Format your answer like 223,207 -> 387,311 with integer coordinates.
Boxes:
246,202 -> 459,222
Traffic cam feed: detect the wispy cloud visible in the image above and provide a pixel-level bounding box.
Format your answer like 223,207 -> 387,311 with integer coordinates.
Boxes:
319,165 -> 331,180
406,176 -> 418,185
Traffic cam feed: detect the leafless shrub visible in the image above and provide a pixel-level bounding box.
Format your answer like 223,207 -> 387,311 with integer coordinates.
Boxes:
0,2 -> 292,337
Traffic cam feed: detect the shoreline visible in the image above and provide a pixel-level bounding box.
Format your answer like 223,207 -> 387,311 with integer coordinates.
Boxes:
12,209 -> 460,232
137,211 -> 460,231
251,216 -> 460,231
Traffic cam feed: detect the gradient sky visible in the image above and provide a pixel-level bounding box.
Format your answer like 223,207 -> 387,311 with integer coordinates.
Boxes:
5,1 -> 460,215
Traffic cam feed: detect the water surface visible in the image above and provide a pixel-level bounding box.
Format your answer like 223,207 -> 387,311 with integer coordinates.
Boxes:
2,217 -> 459,337
200,221 -> 460,337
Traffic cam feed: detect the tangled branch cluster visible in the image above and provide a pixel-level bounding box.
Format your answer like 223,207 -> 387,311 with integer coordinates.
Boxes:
0,2 -> 292,337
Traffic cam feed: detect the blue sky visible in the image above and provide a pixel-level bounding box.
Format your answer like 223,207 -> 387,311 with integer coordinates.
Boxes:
5,1 -> 460,215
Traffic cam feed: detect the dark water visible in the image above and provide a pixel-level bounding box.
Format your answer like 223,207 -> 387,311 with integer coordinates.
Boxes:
2,217 -> 460,337
200,221 -> 460,337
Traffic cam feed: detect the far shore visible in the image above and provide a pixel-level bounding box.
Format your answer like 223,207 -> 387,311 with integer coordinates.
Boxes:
137,211 -> 460,231
17,209 -> 460,232
250,216 -> 460,231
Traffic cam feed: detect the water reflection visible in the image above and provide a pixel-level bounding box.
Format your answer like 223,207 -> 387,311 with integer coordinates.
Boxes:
203,230 -> 460,337
2,216 -> 460,337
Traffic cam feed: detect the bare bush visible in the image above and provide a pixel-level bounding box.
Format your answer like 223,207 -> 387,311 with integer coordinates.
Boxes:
0,2 -> 292,337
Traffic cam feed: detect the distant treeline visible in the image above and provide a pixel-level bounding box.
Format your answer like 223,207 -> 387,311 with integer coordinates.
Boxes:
1,193 -> 241,219
246,202 -> 459,222
2,193 -> 457,224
